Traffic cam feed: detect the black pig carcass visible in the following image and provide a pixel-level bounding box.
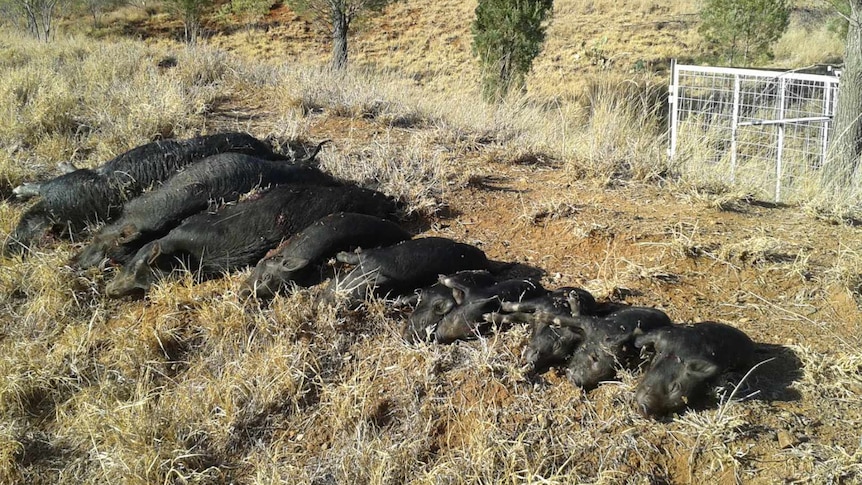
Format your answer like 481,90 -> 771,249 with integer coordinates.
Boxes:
556,306 -> 672,388
634,322 -> 755,417
241,212 -> 412,299
433,275 -> 546,344
324,238 -> 491,308
401,270 -> 499,343
488,296 -> 671,384
74,151 -> 335,269
105,184 -> 397,298
4,132 -> 291,256
498,286 -> 600,317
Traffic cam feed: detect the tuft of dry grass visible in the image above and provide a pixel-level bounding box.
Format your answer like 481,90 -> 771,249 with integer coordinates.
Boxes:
674,178 -> 760,212
562,75 -> 670,183
319,134 -> 452,218
520,196 -> 582,225
792,344 -> 862,402
0,31 -> 334,191
823,244 -> 862,303
271,65 -> 436,129
656,220 -> 721,259
771,10 -> 845,67
718,236 -> 803,266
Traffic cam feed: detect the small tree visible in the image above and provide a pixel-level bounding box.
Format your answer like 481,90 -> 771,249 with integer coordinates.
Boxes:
699,0 -> 790,65
285,0 -> 397,70
163,0 -> 213,44
215,0 -> 273,36
73,0 -> 122,28
0,0 -> 66,41
471,0 -> 554,102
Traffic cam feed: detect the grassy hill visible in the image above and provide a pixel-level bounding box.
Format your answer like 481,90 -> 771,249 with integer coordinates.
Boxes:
99,0 -> 846,94
0,2 -> 860,483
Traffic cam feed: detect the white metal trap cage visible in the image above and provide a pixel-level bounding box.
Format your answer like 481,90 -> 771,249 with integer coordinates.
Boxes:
668,61 -> 840,202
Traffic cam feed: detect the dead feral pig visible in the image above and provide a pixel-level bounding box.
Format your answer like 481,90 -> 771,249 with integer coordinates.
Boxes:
433,277 -> 546,344
499,286 -> 600,317
241,212 -> 412,299
479,309 -> 581,375
634,322 -> 756,417
325,238 -> 490,308
105,184 -> 397,298
402,270 -> 498,343
523,322 -> 582,375
483,286 -> 612,328
74,150 -> 334,269
560,306 -> 671,388
499,300 -> 671,384
4,132 -> 283,256
482,286 -> 609,375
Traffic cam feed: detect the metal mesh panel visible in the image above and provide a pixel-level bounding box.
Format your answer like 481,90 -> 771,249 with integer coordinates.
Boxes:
669,64 -> 839,201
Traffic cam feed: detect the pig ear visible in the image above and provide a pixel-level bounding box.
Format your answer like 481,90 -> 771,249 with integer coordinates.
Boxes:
684,359 -> 720,379
451,288 -> 465,305
634,332 -> 660,350
433,298 -> 455,315
279,257 -> 309,272
118,224 -> 140,244
146,242 -> 162,266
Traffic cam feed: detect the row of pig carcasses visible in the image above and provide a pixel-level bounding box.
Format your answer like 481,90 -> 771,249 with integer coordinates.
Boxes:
3,132 -> 758,418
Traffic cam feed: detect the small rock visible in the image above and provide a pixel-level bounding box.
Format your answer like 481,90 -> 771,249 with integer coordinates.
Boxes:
777,430 -> 799,449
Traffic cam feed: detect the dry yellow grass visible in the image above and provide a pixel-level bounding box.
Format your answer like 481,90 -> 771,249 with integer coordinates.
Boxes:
0,1 -> 860,483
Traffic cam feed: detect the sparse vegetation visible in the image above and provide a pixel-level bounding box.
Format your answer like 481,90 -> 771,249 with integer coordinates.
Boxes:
472,0 -> 554,100
0,1 -> 861,483
72,0 -> 122,28
284,0 -> 398,69
214,0 -> 273,34
698,0 -> 791,65
0,0 -> 66,41
164,0 -> 212,43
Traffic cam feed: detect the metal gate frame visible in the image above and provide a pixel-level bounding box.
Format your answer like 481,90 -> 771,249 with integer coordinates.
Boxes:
668,61 -> 840,201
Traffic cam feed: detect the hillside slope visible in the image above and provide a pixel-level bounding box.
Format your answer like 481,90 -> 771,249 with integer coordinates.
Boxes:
200,0 -> 842,98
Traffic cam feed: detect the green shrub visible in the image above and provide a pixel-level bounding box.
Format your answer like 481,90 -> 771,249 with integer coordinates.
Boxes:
699,0 -> 790,65
214,0 -> 273,34
471,0 -> 553,101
